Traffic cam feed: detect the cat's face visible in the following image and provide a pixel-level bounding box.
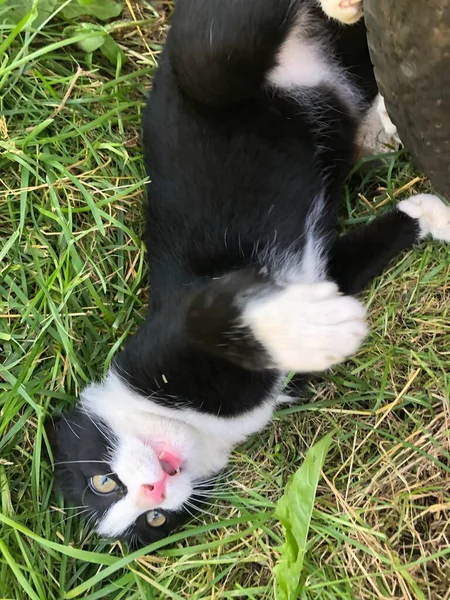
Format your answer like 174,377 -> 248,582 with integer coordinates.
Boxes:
48,402 -> 221,548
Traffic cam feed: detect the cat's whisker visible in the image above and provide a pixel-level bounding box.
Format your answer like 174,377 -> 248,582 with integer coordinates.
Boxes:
185,499 -> 218,519
193,475 -> 233,486
50,504 -> 87,512
79,406 -> 118,446
129,533 -> 138,550
193,481 -> 230,490
84,508 -> 99,528
192,490 -> 231,499
81,483 -> 91,507
49,507 -> 92,531
193,486 -> 230,495
193,483 -> 232,494
182,503 -> 205,524
60,414 -> 81,440
190,497 -> 223,510
54,460 -> 109,466
193,492 -> 230,501
193,476 -> 225,485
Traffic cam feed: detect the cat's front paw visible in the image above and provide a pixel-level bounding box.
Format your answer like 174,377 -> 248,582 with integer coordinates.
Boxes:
398,194 -> 450,242
244,281 -> 368,372
319,0 -> 363,25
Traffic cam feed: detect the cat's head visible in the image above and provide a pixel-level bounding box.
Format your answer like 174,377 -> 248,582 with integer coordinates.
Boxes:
46,373 -> 227,549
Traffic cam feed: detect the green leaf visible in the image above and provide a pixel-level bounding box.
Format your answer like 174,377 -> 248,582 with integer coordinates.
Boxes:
274,432 -> 334,600
60,0 -> 123,21
64,23 -> 107,53
1,0 -> 57,27
99,34 -> 126,66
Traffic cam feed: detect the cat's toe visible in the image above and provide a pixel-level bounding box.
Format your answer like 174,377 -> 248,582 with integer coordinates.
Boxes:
319,0 -> 363,25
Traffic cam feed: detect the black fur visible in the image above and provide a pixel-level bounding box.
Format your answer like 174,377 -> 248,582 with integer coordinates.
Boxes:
49,0 -> 423,549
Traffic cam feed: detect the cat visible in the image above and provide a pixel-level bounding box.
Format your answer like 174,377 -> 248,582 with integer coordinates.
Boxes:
47,0 -> 450,550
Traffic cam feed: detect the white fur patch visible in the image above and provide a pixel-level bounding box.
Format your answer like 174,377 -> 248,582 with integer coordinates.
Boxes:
398,194 -> 450,242
319,0 -> 363,24
265,195 -> 328,285
299,195 -> 328,282
242,281 -> 368,372
267,33 -> 333,90
266,17 -> 360,113
81,371 -> 278,535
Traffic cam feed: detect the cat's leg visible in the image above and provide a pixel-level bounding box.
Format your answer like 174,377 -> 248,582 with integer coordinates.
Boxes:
357,93 -> 401,156
187,270 -> 368,374
319,0 -> 364,25
167,0 -> 300,106
329,194 -> 450,295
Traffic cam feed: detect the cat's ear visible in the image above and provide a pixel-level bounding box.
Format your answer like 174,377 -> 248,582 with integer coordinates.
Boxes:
186,269 -> 277,371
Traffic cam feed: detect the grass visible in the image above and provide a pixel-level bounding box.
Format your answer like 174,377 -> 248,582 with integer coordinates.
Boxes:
1,2 -> 450,599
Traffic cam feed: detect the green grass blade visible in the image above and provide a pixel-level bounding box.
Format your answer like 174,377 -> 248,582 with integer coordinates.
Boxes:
0,539 -> 41,600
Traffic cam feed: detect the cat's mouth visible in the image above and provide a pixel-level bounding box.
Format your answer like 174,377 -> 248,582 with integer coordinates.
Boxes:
158,450 -> 181,476
141,439 -> 183,475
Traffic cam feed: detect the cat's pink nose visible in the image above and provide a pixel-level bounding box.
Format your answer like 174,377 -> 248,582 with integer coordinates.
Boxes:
141,479 -> 166,504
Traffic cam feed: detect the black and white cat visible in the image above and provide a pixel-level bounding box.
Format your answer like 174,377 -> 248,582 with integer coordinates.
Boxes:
48,0 -> 450,549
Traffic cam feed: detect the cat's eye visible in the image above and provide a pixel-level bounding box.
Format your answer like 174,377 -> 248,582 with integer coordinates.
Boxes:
89,475 -> 118,495
146,510 -> 167,527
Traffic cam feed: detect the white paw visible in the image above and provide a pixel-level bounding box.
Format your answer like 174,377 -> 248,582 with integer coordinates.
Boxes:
398,194 -> 450,242
319,0 -> 363,24
244,281 -> 368,372
377,95 -> 401,143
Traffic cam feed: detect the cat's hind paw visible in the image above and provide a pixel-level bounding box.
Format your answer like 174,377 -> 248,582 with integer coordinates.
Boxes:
377,95 -> 401,144
319,0 -> 364,25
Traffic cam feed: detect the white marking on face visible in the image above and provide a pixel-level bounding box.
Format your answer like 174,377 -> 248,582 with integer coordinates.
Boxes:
242,281 -> 368,373
398,194 -> 450,242
80,371 -> 280,536
96,436 -> 193,537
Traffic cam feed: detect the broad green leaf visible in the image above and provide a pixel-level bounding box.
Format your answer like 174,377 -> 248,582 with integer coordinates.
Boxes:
64,24 -> 107,53
99,33 -> 126,65
274,432 -> 334,600
61,0 -> 123,20
1,0 -> 57,27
